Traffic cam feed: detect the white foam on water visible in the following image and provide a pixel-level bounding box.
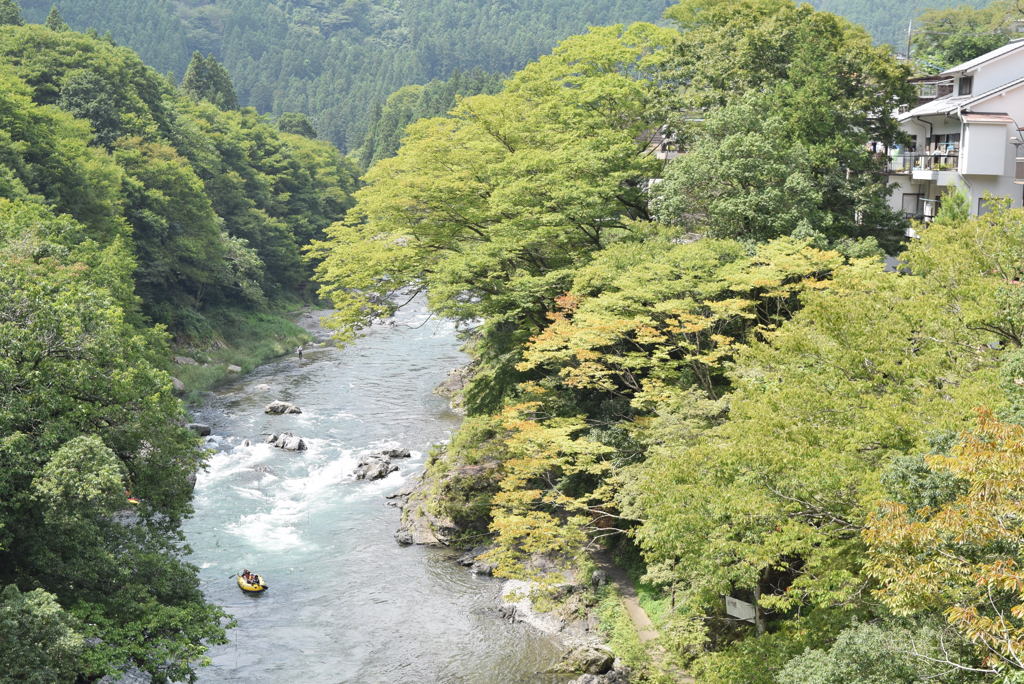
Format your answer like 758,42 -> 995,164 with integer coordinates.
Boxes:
220,437 -> 366,551
231,485 -> 271,501
227,511 -> 306,551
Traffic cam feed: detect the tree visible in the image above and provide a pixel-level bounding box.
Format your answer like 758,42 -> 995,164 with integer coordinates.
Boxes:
865,410 -> 1024,674
912,2 -> 1018,72
654,0 -> 913,248
44,4 -> 67,31
181,51 -> 238,110
0,585 -> 84,684
277,111 -> 317,138
0,0 -> 22,26
0,199 -> 231,681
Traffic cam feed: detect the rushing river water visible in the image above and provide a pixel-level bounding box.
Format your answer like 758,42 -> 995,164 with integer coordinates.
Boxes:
183,303 -> 568,683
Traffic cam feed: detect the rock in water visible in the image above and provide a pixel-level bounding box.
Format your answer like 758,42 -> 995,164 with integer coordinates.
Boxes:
187,423 -> 212,437
354,456 -> 398,481
456,546 -> 497,576
265,432 -> 307,451
265,400 -> 302,415
382,448 -> 412,459
278,433 -> 307,451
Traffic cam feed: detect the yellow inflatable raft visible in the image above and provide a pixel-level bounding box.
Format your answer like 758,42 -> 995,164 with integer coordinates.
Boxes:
237,573 -> 268,594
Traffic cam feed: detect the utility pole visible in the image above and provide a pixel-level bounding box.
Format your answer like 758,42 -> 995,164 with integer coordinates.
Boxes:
906,19 -> 913,62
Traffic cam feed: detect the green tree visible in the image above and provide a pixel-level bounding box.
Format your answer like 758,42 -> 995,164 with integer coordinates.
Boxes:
277,111 -> 317,138
0,585 -> 84,684
181,51 -> 238,110
0,0 -> 22,26
655,0 -> 912,248
912,2 -> 1017,72
865,411 -> 1024,674
44,4 -> 66,31
0,199 -> 230,681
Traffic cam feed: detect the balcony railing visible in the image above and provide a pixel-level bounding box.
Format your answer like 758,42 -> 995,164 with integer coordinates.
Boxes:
885,150 -> 960,174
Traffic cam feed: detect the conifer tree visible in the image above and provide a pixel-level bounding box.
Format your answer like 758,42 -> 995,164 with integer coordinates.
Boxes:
0,0 -> 23,26
278,112 -> 317,138
44,4 -> 68,31
181,51 -> 238,110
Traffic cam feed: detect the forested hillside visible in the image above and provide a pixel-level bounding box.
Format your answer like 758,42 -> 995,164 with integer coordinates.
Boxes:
20,0 -> 674,150
0,18 -> 357,336
810,0 -> 992,48
312,0 -> 1024,680
0,6 -> 358,679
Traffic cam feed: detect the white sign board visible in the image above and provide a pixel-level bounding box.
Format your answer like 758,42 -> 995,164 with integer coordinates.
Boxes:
725,596 -> 757,623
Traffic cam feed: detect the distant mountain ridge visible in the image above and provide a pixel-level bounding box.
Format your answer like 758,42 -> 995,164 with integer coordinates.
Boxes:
20,0 -> 675,150
19,0 -> 996,150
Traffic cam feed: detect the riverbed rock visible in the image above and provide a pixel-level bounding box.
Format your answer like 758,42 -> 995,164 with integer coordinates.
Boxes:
241,439 -> 252,447
187,423 -> 212,437
171,377 -> 186,394
382,448 -> 412,459
265,432 -> 307,451
254,383 -> 272,392
433,364 -> 475,415
554,645 -> 615,675
173,355 -> 199,366
354,456 -> 398,481
568,662 -> 631,684
394,472 -> 460,546
265,400 -> 302,415
456,546 -> 497,576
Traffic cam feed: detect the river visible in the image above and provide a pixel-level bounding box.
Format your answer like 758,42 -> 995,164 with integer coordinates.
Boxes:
182,302 -> 568,683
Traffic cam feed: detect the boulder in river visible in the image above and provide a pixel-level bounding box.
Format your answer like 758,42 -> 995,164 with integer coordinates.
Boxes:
265,400 -> 302,415
382,448 -> 412,459
394,472 -> 458,546
187,423 -> 212,437
354,456 -> 398,481
456,546 -> 497,576
265,432 -> 307,451
254,383 -> 272,392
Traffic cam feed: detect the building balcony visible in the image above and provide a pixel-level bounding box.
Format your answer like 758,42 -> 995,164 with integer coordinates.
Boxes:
887,151 -> 960,180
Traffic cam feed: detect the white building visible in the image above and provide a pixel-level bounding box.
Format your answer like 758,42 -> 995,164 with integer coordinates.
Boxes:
887,39 -> 1024,225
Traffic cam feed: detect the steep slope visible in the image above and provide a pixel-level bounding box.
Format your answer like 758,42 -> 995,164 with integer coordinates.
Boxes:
809,0 -> 992,48
21,0 -> 675,150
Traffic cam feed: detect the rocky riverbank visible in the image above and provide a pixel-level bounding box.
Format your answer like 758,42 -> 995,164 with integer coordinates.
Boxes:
387,364 -> 631,682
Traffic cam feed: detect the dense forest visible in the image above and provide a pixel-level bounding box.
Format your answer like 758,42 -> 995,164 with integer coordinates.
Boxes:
6,0 -> 1024,680
0,3 -> 357,680
19,0 -> 675,151
17,0 -> 1001,154
311,0 -> 1024,680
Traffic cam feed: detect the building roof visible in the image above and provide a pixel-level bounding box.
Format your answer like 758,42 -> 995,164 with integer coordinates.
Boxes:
940,38 -> 1024,76
898,73 -> 1024,122
961,112 -> 1016,124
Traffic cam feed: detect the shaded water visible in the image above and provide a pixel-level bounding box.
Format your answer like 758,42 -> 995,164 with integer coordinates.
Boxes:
183,303 -> 567,683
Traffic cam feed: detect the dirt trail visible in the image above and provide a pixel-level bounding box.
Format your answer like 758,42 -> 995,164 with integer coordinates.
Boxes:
594,551 -> 695,682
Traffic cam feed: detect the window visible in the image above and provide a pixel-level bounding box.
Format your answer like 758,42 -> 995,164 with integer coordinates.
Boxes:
901,193 -> 923,218
959,75 -> 974,96
978,197 -> 1006,216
